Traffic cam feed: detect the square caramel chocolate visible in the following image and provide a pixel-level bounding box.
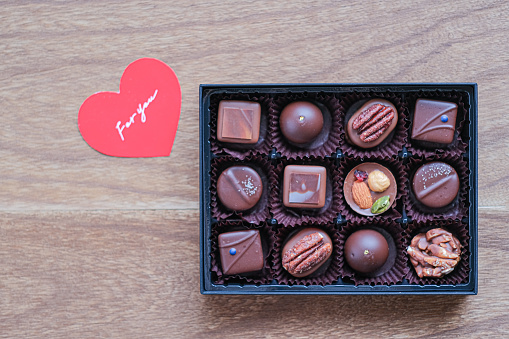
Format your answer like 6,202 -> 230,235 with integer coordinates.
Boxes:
283,165 -> 327,209
218,230 -> 264,275
411,99 -> 458,144
217,100 -> 261,144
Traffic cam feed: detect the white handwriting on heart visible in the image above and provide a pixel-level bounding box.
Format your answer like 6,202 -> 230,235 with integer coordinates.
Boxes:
115,89 -> 158,141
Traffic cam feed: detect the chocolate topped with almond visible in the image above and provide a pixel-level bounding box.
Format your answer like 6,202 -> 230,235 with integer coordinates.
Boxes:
407,228 -> 461,278
344,162 -> 397,216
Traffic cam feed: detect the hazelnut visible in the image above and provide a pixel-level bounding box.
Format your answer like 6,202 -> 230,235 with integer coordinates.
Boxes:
368,170 -> 390,192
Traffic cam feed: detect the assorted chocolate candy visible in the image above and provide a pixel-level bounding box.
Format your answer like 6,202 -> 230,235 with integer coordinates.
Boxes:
217,100 -> 261,144
280,101 -> 324,145
412,162 -> 460,209
206,87 -> 472,291
282,228 -> 332,277
346,99 -> 398,149
218,230 -> 264,275
344,163 -> 397,216
217,166 -> 263,211
407,228 -> 461,278
344,229 -> 389,275
283,165 -> 327,209
411,99 -> 458,145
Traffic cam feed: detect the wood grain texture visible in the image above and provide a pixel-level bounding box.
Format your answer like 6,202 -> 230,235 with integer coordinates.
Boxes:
0,0 -> 507,337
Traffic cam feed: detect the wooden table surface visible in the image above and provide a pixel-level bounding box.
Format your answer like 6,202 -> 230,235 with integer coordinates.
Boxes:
0,1 -> 506,337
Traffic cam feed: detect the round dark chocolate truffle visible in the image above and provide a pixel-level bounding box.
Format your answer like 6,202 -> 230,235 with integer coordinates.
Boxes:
282,228 -> 333,278
217,166 -> 263,211
412,162 -> 459,208
344,229 -> 389,274
279,101 -> 323,144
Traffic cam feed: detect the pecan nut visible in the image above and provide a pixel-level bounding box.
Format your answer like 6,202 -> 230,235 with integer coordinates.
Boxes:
407,228 -> 461,278
352,180 -> 372,209
352,104 -> 395,142
282,232 -> 332,277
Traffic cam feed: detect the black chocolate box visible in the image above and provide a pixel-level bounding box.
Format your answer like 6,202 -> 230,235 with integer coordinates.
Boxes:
200,84 -> 478,295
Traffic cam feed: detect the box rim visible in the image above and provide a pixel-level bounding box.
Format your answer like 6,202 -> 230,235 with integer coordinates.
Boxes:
200,83 -> 478,295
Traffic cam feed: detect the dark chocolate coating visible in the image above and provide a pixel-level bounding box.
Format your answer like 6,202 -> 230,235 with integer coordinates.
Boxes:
280,101 -> 323,144
344,229 -> 389,274
217,100 -> 261,144
282,228 -> 332,277
219,230 -> 264,275
283,165 -> 327,209
411,99 -> 457,144
346,99 -> 398,149
217,166 -> 263,211
343,163 -> 397,216
412,162 -> 459,208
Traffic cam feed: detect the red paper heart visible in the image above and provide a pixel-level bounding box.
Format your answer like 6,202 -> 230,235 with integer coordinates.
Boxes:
78,58 -> 181,157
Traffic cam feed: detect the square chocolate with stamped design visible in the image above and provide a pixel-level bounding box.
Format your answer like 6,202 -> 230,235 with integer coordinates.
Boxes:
217,100 -> 261,144
283,165 -> 327,209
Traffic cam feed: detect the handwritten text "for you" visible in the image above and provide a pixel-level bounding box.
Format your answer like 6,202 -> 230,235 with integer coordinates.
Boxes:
115,89 -> 158,141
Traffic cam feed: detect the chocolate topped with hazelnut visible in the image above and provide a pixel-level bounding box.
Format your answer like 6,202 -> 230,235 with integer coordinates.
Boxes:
344,163 -> 397,216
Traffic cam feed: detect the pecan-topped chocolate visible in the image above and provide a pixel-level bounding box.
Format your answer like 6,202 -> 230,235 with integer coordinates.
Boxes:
282,228 -> 333,278
353,104 -> 395,142
346,99 -> 398,149
407,228 -> 461,278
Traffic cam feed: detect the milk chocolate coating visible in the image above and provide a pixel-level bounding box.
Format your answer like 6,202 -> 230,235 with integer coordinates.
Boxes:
282,228 -> 332,277
283,165 -> 327,209
345,229 -> 389,274
217,100 -> 261,144
344,163 -> 397,216
346,99 -> 398,149
280,101 -> 324,144
217,166 -> 263,211
412,162 -> 459,208
411,99 -> 458,144
219,230 -> 264,275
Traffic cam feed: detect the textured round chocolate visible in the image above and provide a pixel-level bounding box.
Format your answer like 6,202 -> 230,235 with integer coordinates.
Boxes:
217,166 -> 263,211
343,163 -> 397,216
412,162 -> 459,208
344,229 -> 389,274
282,228 -> 332,278
280,101 -> 324,144
407,228 -> 461,278
346,99 -> 398,149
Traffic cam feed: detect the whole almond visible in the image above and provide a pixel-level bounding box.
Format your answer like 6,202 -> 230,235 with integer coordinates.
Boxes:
352,181 -> 372,209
